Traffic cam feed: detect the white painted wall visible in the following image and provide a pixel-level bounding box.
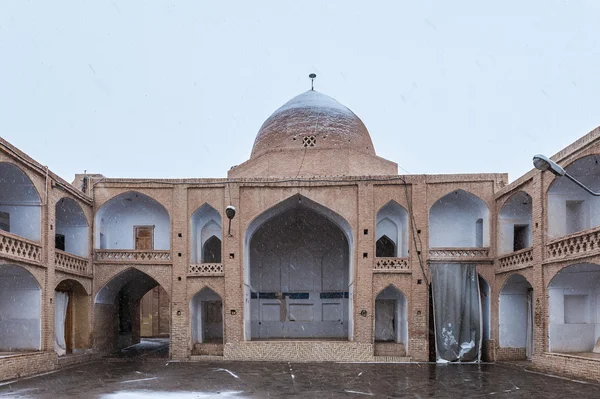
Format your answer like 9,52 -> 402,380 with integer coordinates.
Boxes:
190,204 -> 222,263
375,286 -> 408,344
376,201 -> 409,257
499,275 -> 532,348
0,163 -> 41,242
95,192 -> 170,250
190,288 -> 222,344
429,190 -> 489,247
0,265 -> 41,350
548,263 -> 600,352
498,191 -> 532,255
56,198 -> 89,257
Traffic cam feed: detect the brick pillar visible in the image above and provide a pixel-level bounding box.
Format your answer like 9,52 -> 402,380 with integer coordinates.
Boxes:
354,182 -> 374,343
170,185 -> 189,359
43,184 -> 57,352
408,182 -> 429,361
531,171 -> 546,356
223,184 -> 242,344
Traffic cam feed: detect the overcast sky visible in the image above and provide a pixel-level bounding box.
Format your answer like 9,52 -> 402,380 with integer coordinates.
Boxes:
1,1 -> 599,182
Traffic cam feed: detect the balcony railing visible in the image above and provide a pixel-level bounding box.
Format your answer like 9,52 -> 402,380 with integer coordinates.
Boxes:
546,225 -> 600,261
497,248 -> 533,270
94,249 -> 171,264
428,247 -> 491,262
55,250 -> 92,276
0,229 -> 42,265
188,263 -> 224,276
373,257 -> 410,273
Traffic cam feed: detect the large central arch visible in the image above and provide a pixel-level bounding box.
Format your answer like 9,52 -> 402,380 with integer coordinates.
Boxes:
244,194 -> 354,340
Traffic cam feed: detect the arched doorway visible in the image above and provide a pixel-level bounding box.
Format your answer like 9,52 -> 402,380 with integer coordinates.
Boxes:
244,194 -> 353,340
190,287 -> 223,355
202,236 -> 222,263
0,265 -> 41,351
55,279 -> 90,356
374,285 -> 407,356
94,268 -> 170,357
548,263 -> 600,355
499,274 -> 533,359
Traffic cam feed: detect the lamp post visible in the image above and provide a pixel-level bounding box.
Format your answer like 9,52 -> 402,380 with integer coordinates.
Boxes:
533,154 -> 600,196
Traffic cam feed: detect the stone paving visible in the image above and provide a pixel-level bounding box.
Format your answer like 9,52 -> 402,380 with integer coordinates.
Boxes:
1,360 -> 599,398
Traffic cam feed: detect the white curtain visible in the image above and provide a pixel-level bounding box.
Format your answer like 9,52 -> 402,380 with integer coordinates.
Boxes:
431,263 -> 482,363
526,290 -> 534,359
54,291 -> 69,356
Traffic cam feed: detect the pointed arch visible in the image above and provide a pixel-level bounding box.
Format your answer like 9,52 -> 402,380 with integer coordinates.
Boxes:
190,287 -> 223,346
374,284 -> 408,346
498,191 -> 533,255
55,278 -> 90,355
190,203 -> 222,264
55,197 -> 89,257
376,201 -> 409,257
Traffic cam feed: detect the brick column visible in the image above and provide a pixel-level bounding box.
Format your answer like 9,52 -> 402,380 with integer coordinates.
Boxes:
170,185 -> 188,360
43,183 -> 57,352
354,182 -> 374,343
408,182 -> 429,361
223,183 -> 242,344
531,171 -> 546,356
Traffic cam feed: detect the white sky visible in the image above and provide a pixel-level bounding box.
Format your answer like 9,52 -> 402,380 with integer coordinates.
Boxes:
1,1 -> 599,182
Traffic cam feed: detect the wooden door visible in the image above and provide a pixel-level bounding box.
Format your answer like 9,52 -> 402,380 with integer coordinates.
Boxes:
135,226 -> 154,250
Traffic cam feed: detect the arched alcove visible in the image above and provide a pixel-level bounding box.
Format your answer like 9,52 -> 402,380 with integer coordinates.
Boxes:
190,287 -> 223,352
0,162 -> 41,241
95,191 -> 170,250
55,197 -> 89,257
374,285 -> 408,356
190,204 -> 222,264
499,274 -> 533,359
55,279 -> 90,356
0,265 -> 41,351
548,155 -> 600,238
498,191 -> 532,255
376,201 -> 409,257
429,190 -> 490,248
244,194 -> 353,340
548,263 -> 600,354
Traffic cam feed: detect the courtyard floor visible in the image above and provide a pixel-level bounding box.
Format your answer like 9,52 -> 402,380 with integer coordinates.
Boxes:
1,359 -> 599,398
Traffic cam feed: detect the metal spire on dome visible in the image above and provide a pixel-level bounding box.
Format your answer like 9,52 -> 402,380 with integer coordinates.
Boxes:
309,73 -> 316,90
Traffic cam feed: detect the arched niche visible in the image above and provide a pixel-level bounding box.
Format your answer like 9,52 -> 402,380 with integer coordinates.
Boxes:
190,204 -> 222,264
55,279 -> 90,355
548,155 -> 600,239
190,287 -> 223,347
374,285 -> 408,345
244,194 -> 354,341
498,191 -> 532,255
0,264 -> 41,351
548,263 -> 600,353
499,274 -> 533,359
94,268 -> 170,354
429,190 -> 489,248
376,201 -> 409,257
94,191 -> 170,250
55,197 -> 89,257
0,162 -> 42,241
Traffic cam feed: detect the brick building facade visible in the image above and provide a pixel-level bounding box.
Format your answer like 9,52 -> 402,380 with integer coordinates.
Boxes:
1,89 -> 599,381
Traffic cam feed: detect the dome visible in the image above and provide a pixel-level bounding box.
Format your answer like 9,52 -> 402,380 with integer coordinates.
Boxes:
251,90 -> 376,158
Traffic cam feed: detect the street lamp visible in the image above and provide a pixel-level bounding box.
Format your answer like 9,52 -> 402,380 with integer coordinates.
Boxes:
533,154 -> 600,196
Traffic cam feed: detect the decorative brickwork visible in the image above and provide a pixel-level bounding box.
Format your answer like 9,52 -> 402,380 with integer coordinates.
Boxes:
373,257 -> 410,272
224,341 -> 375,362
188,263 -> 223,275
94,250 -> 171,264
429,247 -> 491,260
546,226 -> 600,260
0,230 -> 42,265
498,248 -> 533,269
55,250 -> 91,276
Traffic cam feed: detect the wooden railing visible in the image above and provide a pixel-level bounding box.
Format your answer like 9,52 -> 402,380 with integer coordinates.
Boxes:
0,229 -> 42,265
546,225 -> 600,261
498,248 -> 533,269
94,249 -> 171,264
428,247 -> 491,262
373,257 -> 410,272
188,263 -> 224,275
55,250 -> 91,275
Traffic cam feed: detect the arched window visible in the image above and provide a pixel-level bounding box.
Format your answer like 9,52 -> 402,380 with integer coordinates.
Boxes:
190,204 -> 222,264
376,235 -> 396,257
376,201 -> 408,257
202,236 -> 222,263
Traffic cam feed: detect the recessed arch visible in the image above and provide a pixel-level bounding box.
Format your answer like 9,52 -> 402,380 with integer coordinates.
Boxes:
547,155 -> 600,239
190,287 -> 223,350
190,203 -> 222,264
499,273 -> 533,359
244,194 -> 354,341
429,189 -> 489,248
0,162 -> 42,242
94,191 -> 171,250
0,264 -> 41,351
376,201 -> 408,257
55,197 -> 89,257
374,285 -> 408,349
55,278 -> 90,355
498,191 -> 532,255
376,235 -> 396,258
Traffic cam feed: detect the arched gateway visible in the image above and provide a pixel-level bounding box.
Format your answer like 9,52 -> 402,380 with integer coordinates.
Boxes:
244,195 -> 354,340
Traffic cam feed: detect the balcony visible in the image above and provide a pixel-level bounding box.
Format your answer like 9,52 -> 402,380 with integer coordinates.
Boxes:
188,263 -> 224,276
55,249 -> 92,276
497,248 -> 533,272
546,225 -> 600,262
0,229 -> 42,265
428,247 -> 492,263
94,249 -> 171,264
373,257 -> 410,273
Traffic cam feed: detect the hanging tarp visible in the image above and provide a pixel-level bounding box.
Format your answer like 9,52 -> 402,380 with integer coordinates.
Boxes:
431,263 -> 482,363
54,291 -> 69,356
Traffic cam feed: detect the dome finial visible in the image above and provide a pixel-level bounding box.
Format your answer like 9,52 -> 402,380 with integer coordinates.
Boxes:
309,73 -> 317,91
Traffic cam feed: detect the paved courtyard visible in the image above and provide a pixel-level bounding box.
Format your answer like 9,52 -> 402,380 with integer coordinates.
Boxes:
1,359 -> 599,398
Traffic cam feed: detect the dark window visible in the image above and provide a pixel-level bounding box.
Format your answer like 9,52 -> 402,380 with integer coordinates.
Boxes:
202,235 -> 222,263
55,234 -> 66,251
376,235 -> 396,257
513,224 -> 529,251
0,211 -> 9,232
